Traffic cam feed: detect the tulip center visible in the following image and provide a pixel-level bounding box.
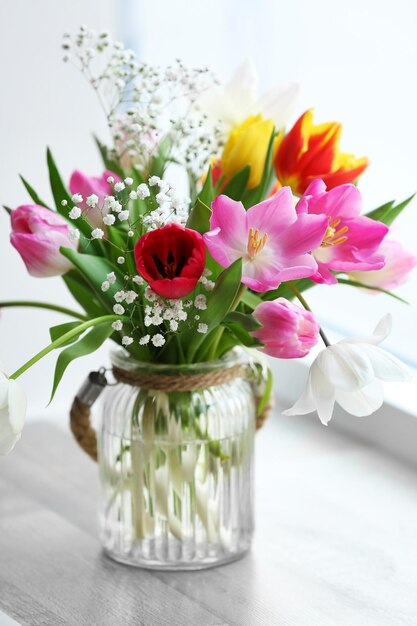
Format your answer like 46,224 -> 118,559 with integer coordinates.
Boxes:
152,250 -> 187,279
322,217 -> 348,247
247,227 -> 268,259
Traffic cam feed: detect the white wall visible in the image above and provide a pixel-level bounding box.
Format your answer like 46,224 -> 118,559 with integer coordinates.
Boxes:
0,0 -> 119,420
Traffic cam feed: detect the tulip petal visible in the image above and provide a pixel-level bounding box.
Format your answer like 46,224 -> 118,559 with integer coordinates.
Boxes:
361,345 -> 412,382
335,380 -> 384,417
310,363 -> 336,425
338,314 -> 392,345
276,213 -> 328,257
283,374 -> 317,416
258,82 -> 300,129
317,345 -> 374,392
247,186 -> 297,233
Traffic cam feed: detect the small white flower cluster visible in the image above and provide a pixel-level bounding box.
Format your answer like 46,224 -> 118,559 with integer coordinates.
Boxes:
67,174 -> 189,238
63,28 -> 221,177
141,177 -> 189,230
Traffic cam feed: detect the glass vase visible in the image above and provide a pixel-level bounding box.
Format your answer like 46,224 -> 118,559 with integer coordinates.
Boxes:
98,348 -> 259,570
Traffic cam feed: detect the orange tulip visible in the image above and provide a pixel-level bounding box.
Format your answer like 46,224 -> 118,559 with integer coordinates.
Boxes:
275,110 -> 368,195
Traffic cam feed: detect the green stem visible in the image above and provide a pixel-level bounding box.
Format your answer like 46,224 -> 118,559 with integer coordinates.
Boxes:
289,284 -> 331,348
207,284 -> 247,361
10,314 -> 123,380
0,301 -> 87,320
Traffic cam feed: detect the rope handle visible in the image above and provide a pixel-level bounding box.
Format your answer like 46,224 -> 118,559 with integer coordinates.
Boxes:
70,368 -> 272,462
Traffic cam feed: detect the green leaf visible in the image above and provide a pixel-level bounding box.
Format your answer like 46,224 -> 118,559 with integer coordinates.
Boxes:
19,175 -> 50,208
222,166 -> 250,200
243,129 -> 276,208
46,148 -> 99,253
49,321 -> 114,402
94,136 -> 124,178
46,148 -> 73,211
365,193 -> 415,226
2,205 -> 12,216
49,321 -> 84,346
337,277 -> 409,304
150,135 -> 172,177
198,167 -> 215,206
186,198 -> 211,234
185,259 -> 243,361
365,200 -> 395,221
264,278 -> 315,301
60,248 -> 124,312
223,311 -> 262,331
241,290 -> 262,310
63,271 -> 104,318
256,367 -> 273,417
221,323 -> 263,348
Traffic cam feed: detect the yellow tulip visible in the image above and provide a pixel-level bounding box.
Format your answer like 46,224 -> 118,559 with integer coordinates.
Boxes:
221,115 -> 279,189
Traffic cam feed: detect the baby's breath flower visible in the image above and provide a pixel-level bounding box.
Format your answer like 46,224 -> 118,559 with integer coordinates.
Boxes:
106,176 -> 115,184
132,275 -> 144,285
170,320 -> 178,332
114,290 -> 125,303
128,230 -> 134,237
86,194 -> 99,207
118,210 -> 129,221
151,333 -> 165,347
107,272 -> 116,284
125,290 -> 138,304
113,304 -> 125,315
122,336 -> 133,346
69,207 -> 82,220
117,256 -> 125,264
144,286 -> 158,301
103,214 -> 116,226
129,191 -> 138,200
91,228 -> 104,239
197,323 -> 208,334
124,177 -> 133,186
194,294 -> 207,310
148,176 -> 161,187
139,334 -> 150,345
112,320 -> 123,331
69,228 -> 80,241
71,193 -> 83,204
61,199 -> 68,206
137,183 -> 150,199
101,280 -> 110,292
114,182 -> 125,192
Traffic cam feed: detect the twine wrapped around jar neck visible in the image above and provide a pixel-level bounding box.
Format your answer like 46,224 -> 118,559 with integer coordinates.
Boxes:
70,360 -> 272,461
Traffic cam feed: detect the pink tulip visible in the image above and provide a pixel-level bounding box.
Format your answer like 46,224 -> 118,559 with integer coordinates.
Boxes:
252,298 -> 320,358
203,189 -> 328,292
298,179 -> 389,285
348,238 -> 417,291
69,169 -> 120,228
10,205 -> 77,277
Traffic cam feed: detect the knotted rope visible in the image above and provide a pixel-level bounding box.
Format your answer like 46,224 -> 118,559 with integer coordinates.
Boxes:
70,366 -> 271,461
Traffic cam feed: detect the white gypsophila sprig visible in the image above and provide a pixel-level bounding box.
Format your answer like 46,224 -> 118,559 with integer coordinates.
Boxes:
63,28 -> 221,177
141,179 -> 190,231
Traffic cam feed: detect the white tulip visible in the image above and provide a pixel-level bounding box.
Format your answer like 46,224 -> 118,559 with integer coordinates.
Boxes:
0,370 -> 27,455
284,315 -> 412,425
197,59 -> 300,134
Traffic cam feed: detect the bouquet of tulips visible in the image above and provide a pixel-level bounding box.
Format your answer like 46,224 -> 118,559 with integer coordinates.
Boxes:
1,26 -> 416,455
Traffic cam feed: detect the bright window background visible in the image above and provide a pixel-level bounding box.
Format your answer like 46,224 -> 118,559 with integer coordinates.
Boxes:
123,0 -> 417,366
0,0 -> 416,423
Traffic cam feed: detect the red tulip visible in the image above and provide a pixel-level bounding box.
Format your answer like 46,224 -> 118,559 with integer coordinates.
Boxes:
134,224 -> 206,298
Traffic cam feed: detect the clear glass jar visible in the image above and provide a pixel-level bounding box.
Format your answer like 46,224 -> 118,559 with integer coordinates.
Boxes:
98,348 -> 257,570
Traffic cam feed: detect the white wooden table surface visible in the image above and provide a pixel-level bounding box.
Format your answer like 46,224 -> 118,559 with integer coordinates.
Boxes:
1,413 -> 417,626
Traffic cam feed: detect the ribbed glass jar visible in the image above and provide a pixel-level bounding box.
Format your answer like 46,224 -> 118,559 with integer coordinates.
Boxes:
98,348 -> 256,570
